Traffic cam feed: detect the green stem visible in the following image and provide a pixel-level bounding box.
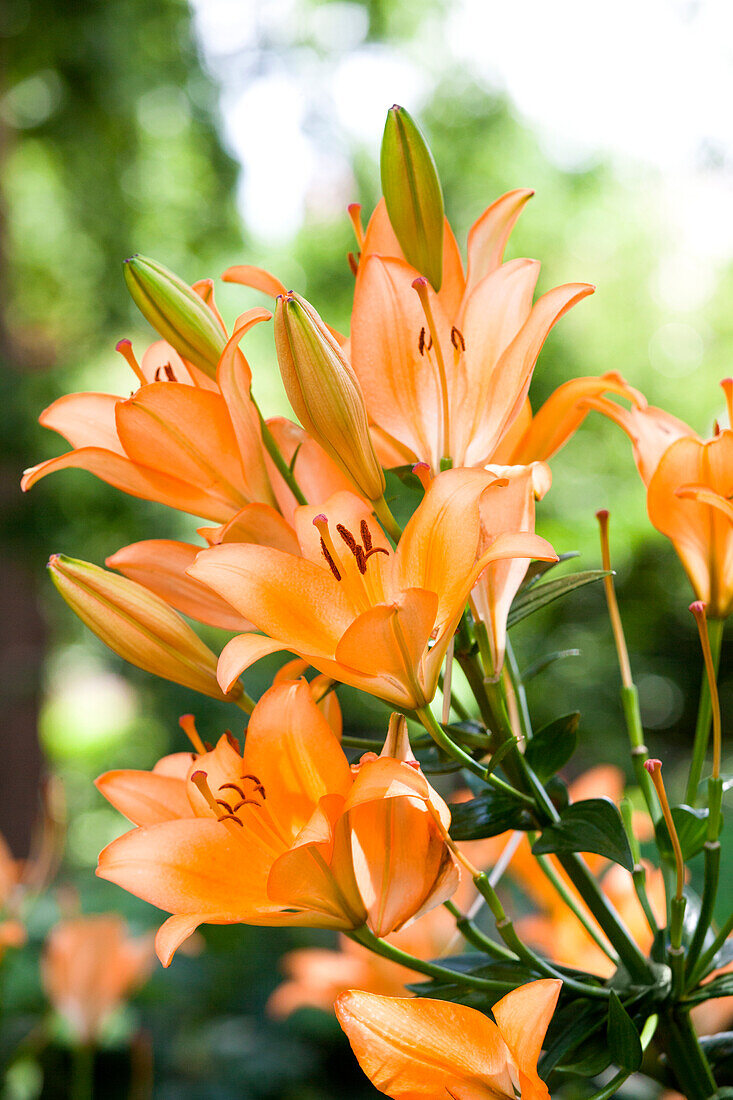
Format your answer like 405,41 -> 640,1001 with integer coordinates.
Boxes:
685,618 -> 724,805
233,690 -> 255,714
620,685 -> 660,823
71,1043 -> 94,1100
660,1008 -> 718,1099
685,837 -> 721,984
349,926 -> 516,993
687,909 -> 733,989
531,846 -> 618,964
253,401 -> 308,506
443,901 -> 517,962
505,639 -> 533,740
373,494 -> 402,543
416,706 -> 533,804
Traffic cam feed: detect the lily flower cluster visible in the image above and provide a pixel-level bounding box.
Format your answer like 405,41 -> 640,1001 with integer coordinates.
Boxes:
23,106 -> 731,1099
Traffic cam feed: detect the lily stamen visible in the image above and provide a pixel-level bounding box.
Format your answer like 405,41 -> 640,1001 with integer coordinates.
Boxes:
179,714 -> 206,755
412,277 -> 451,463
115,338 -> 146,385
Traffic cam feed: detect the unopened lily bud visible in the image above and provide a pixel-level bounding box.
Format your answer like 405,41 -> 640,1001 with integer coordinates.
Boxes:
123,255 -> 226,378
274,291 -> 386,502
48,555 -> 240,703
380,105 -> 444,291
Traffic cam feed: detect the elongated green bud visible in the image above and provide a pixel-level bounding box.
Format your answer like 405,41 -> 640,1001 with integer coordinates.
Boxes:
123,254 -> 226,378
48,554 -> 242,704
380,105 -> 444,291
274,292 -> 386,502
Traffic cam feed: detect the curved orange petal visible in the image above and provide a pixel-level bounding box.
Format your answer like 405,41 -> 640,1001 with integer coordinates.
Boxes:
21,447 -> 232,521
335,590 -> 438,708
465,188 -> 534,296
189,543 -> 352,656
153,753 -> 195,779
107,539 -> 254,632
241,681 -> 352,838
39,392 -> 125,452
335,992 -> 516,1098
492,978 -> 561,1094
351,254 -> 446,468
222,264 -> 288,298
453,259 -> 539,464
267,795 -> 366,928
585,397 -> 695,486
394,467 -> 493,630
199,503 -> 300,555
97,818 -> 320,929
217,634 -> 297,694
216,310 -> 276,505
96,769 -> 193,826
510,371 -> 647,464
468,282 -> 595,466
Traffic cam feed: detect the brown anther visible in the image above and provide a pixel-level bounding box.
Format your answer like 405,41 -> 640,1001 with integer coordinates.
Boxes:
319,538 -> 341,581
241,774 -> 267,799
231,798 -> 262,811
363,546 -> 389,564
219,782 -> 247,800
451,326 -> 466,352
347,251 -> 360,276
154,366 -> 163,381
418,327 -> 426,356
336,524 -> 359,553
360,520 -> 373,552
203,740 -> 213,752
215,798 -> 234,812
354,546 -> 367,574
218,814 -> 244,827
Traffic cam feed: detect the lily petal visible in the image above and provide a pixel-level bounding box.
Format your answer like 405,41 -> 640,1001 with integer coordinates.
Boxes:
39,392 -> 125,452
465,188 -> 534,296
96,770 -> 192,826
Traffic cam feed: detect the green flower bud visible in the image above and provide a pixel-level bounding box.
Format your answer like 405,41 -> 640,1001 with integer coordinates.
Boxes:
380,105 -> 445,291
123,254 -> 226,378
274,292 -> 386,502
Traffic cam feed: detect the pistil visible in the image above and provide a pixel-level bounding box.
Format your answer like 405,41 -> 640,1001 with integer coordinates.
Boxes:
412,276 -> 451,464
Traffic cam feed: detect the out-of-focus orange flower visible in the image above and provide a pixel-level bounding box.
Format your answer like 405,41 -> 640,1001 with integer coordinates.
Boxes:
42,914 -> 153,1044
588,379 -> 733,618
22,309 -> 275,522
189,468 -> 555,709
335,979 -> 561,1100
97,685 -> 459,965
0,833 -> 26,961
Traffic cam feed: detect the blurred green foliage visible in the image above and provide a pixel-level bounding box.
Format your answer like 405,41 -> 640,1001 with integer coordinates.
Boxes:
0,0 -> 730,1096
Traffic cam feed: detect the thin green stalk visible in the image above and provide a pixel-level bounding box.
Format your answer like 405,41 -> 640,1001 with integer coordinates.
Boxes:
621,685 -> 659,823
505,639 -> 533,740
373,494 -> 403,543
660,1008 -> 718,1099
416,706 -> 533,805
685,617 -> 724,805
443,901 -> 517,962
349,926 -> 516,994
253,401 -> 308,506
687,909 -> 733,989
531,847 -> 618,964
71,1043 -> 94,1100
685,835 -> 721,983
620,799 -> 660,937
233,690 -> 255,714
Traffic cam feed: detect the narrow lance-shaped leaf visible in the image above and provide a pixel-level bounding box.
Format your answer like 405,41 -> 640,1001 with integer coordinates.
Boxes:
380,105 -> 444,291
525,712 -> 579,780
607,992 -> 643,1072
531,798 -> 634,871
123,254 -> 226,377
508,570 -> 609,628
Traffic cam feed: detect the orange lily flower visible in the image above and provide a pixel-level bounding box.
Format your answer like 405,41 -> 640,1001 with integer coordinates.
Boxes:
587,379 -> 733,617
97,685 -> 459,965
350,193 -> 594,472
42,914 -> 154,1044
22,309 -> 275,523
335,979 -> 561,1100
189,468 -> 556,709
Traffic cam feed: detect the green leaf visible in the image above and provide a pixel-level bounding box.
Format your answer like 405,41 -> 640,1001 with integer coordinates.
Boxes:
508,570 -> 609,629
450,789 -> 534,841
687,974 -> 733,1004
655,804 -> 709,862
540,1001 -> 607,1076
607,992 -> 642,1072
522,649 -> 581,681
409,957 -> 538,1011
521,551 -> 580,588
380,105 -> 444,291
532,798 -> 634,871
525,713 -> 579,780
